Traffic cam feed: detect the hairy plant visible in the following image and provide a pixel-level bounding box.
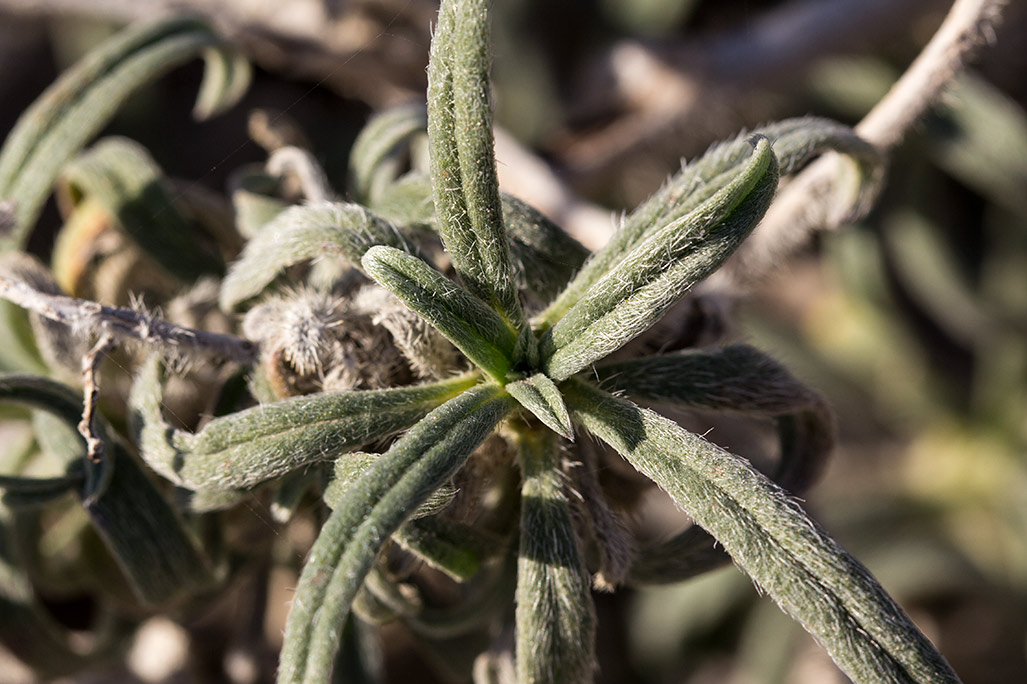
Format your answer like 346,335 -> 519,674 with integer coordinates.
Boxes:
0,3 -> 966,683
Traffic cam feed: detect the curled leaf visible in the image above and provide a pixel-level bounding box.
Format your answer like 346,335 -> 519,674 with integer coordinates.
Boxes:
58,136 -> 223,281
0,16 -> 249,248
349,105 -> 429,203
565,379 -> 959,684
219,201 -> 419,311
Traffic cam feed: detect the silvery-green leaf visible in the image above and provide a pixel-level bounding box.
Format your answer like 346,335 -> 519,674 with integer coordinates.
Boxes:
350,105 -> 429,204
362,246 -> 518,382
541,137 -> 779,381
323,452 -> 456,520
505,372 -> 573,440
220,202 -> 418,311
595,344 -> 834,492
59,137 -> 223,281
130,354 -> 477,492
502,195 -> 590,306
392,515 -> 505,583
0,16 -> 249,249
515,429 -> 596,684
227,164 -> 288,239
427,0 -> 524,330
540,117 -> 881,325
564,379 -> 960,684
277,383 -> 515,684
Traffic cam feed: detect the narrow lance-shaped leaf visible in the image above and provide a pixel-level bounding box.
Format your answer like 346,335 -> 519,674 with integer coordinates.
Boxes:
220,202 -> 419,311
277,383 -> 516,684
595,344 -> 834,493
427,0 -> 524,330
0,373 -> 214,606
540,117 -> 882,325
502,195 -> 591,305
368,171 -> 591,305
59,137 -> 223,281
362,245 -> 518,382
515,428 -> 596,684
0,505 -> 117,677
323,452 -> 457,520
541,137 -> 779,381
564,379 -> 960,684
392,515 -> 505,583
0,16 -> 250,248
349,105 -> 429,203
505,372 -> 573,440
130,354 -> 478,492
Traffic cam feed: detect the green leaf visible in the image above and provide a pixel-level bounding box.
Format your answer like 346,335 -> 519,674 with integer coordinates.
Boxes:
540,117 -> 881,326
220,201 -> 419,311
227,164 -> 288,238
564,379 -> 960,684
0,506 -> 120,678
362,245 -> 518,381
130,354 -> 477,492
0,373 -> 214,606
84,440 -> 217,605
277,383 -> 515,684
0,472 -> 81,510
0,16 -> 249,249
515,429 -> 596,684
349,105 -> 429,204
427,0 -> 524,330
506,372 -> 573,440
323,452 -> 456,519
59,136 -> 223,281
392,515 -> 504,583
594,344 -> 834,492
367,172 -> 591,305
541,137 -> 779,381
502,195 -> 591,306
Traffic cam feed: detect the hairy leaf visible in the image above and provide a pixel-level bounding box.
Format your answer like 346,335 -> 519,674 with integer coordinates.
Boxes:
541,137 -> 779,381
362,246 -> 518,381
323,452 -> 456,519
220,201 -> 419,311
506,372 -> 573,440
130,354 -> 477,492
277,384 -> 515,684
515,429 -> 596,684
595,344 -> 834,492
541,117 -> 882,325
427,0 -> 524,330
393,515 -> 505,583
565,380 -> 960,684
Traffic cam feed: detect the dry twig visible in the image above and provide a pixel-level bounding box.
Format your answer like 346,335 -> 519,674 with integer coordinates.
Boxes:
0,275 -> 257,363
713,0 -> 1008,292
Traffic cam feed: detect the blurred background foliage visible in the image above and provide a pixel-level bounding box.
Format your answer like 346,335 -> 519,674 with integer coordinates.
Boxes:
0,0 -> 1025,682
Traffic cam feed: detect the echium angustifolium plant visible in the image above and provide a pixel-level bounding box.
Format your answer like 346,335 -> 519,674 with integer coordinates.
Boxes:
0,2 -> 963,683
